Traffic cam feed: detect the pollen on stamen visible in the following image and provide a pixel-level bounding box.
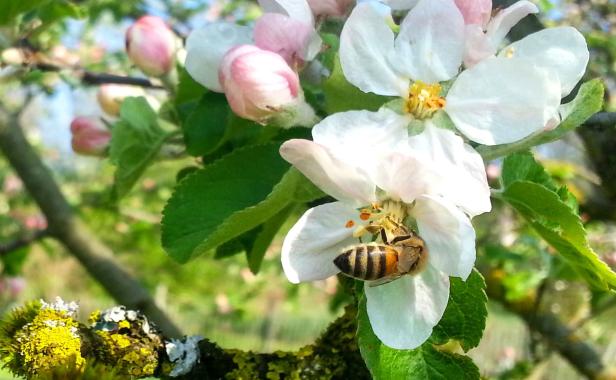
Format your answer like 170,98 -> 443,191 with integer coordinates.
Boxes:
345,220 -> 355,228
404,81 -> 446,120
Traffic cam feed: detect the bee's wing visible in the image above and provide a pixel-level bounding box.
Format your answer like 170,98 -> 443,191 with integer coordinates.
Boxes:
368,273 -> 402,287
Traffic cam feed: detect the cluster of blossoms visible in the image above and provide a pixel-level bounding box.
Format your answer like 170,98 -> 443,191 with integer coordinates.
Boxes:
70,15 -> 177,156
182,0 -> 588,349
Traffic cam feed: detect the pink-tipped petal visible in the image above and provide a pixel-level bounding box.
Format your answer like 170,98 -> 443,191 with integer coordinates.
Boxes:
70,117 -> 111,156
454,0 -> 492,27
254,13 -> 320,67
125,16 -> 176,77
219,45 -> 302,122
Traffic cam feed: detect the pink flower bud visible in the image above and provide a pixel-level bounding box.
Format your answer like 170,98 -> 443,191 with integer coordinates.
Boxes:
454,0 -> 492,27
6,277 -> 26,298
307,0 -> 354,18
97,84 -> 145,116
219,45 -> 301,122
70,116 -> 111,156
126,16 -> 176,77
253,13 -> 321,68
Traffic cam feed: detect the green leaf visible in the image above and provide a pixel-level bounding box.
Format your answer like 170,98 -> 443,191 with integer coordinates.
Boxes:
161,144 -> 322,263
175,66 -> 207,125
183,92 -> 229,156
431,270 -> 487,351
323,56 -> 390,114
109,97 -> 168,200
501,152 -> 555,190
478,79 -> 604,161
246,205 -> 295,274
215,227 -> 261,259
0,0 -> 49,25
502,181 -> 616,291
38,1 -> 84,24
357,294 -> 480,380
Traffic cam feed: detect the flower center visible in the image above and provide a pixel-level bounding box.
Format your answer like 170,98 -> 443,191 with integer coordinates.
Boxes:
345,200 -> 410,242
403,81 -> 446,120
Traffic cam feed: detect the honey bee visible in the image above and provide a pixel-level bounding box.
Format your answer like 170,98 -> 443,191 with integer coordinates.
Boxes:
334,221 -> 428,287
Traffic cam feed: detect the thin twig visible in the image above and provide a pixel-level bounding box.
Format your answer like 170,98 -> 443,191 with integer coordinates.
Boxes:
0,229 -> 49,256
30,62 -> 164,89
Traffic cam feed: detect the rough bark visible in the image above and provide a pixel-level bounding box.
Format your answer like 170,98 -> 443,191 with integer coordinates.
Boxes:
0,111 -> 181,338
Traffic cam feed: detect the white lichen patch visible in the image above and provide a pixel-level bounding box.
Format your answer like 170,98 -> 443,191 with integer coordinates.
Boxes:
165,335 -> 202,377
100,306 -> 129,322
40,297 -> 79,317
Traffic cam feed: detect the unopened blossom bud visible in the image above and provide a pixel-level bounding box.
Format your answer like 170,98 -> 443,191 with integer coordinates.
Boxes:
219,45 -> 316,127
125,16 -> 176,77
97,84 -> 145,116
307,0 -> 354,18
454,0 -> 492,27
70,117 -> 111,156
253,13 -> 321,68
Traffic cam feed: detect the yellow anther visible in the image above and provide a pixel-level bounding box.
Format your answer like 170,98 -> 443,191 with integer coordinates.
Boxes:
504,47 -> 515,58
404,81 -> 446,119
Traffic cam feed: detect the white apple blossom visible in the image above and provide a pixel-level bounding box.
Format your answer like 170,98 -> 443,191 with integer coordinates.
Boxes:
279,109 -> 490,349
339,0 -> 589,145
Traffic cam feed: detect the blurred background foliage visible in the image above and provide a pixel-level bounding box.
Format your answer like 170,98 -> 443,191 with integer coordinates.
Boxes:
0,0 -> 615,379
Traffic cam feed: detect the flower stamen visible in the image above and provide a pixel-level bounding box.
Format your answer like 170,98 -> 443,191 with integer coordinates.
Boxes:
351,200 -> 410,241
404,81 -> 446,120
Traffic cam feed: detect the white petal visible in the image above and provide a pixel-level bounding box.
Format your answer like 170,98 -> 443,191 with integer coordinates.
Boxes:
445,57 -> 561,145
371,152 -> 433,204
408,125 -> 491,216
499,27 -> 589,97
340,2 -> 408,96
382,0 -> 418,10
463,24 -> 495,67
395,0 -> 465,83
282,202 -> 359,283
312,109 -> 409,163
280,139 -> 376,206
412,195 -> 476,279
258,0 -> 314,25
365,265 -> 449,349
185,23 -> 253,91
486,0 -> 538,50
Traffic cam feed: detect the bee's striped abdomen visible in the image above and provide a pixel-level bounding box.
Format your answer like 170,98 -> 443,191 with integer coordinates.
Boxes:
334,244 -> 399,281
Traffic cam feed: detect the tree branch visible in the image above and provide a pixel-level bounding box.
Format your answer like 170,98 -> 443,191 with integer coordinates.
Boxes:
585,112 -> 616,128
180,305 -> 369,379
30,62 -> 164,89
485,273 -> 606,379
0,229 -> 49,256
0,110 -> 181,338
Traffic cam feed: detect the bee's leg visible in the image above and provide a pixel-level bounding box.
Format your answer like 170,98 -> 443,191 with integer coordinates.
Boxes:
380,228 -> 389,244
368,274 -> 401,287
397,246 -> 422,273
